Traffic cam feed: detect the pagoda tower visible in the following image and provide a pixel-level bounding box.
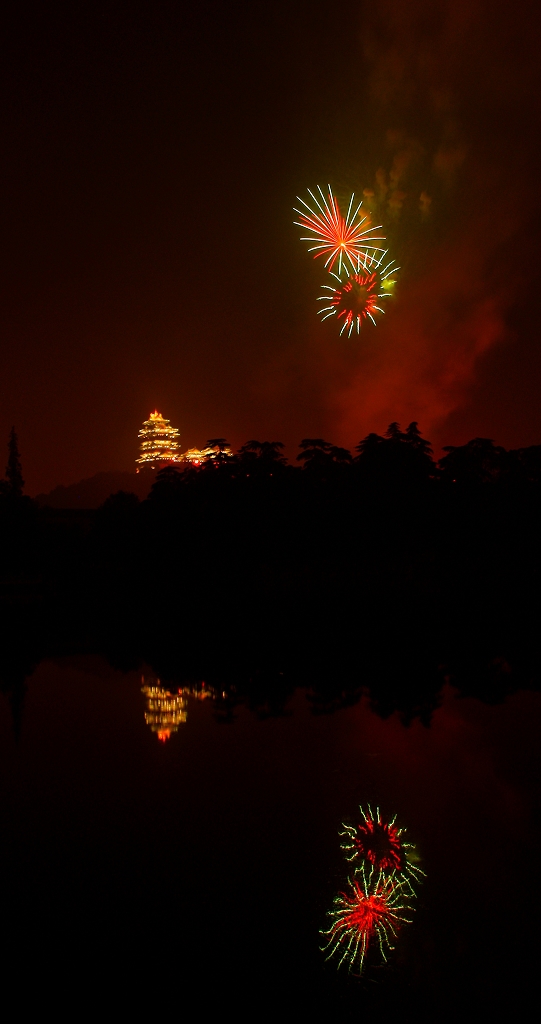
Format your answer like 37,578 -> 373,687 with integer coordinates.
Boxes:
136,410 -> 181,470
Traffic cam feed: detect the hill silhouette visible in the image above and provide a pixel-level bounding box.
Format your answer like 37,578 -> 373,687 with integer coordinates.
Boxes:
34,470 -> 156,508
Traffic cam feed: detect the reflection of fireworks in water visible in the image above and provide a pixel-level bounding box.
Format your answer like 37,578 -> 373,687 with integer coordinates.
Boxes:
294,185 -> 385,274
321,864 -> 413,974
318,253 -> 399,336
340,805 -> 424,891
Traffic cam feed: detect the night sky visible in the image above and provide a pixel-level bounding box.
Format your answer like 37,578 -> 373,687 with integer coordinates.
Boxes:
2,0 -> 541,494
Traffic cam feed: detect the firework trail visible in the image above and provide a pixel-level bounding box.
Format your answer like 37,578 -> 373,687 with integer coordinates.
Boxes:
294,185 -> 386,274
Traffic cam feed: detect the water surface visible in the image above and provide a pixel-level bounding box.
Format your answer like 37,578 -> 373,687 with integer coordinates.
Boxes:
0,657 -> 539,1018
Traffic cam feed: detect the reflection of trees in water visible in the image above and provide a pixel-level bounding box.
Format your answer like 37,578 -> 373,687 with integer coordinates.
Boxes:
0,672 -> 27,742
1,630 -> 539,743
0,613 -> 42,742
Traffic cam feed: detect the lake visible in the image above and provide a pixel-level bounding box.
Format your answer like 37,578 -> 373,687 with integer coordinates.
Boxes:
0,655 -> 539,1019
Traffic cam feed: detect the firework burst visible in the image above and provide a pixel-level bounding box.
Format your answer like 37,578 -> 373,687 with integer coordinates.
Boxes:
339,805 -> 424,891
318,253 -> 399,336
321,864 -> 413,974
294,185 -> 386,274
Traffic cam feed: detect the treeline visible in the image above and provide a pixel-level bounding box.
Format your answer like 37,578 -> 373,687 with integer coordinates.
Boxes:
0,426 -> 24,498
1,422 -> 541,725
148,424 -> 541,487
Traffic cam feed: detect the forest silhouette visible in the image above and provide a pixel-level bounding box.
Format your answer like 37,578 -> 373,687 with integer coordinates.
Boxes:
1,423 -> 541,731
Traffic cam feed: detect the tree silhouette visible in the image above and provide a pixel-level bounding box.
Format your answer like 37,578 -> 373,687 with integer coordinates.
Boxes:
297,439 -> 352,479
206,438 -> 229,449
385,421 -> 406,442
238,440 -> 286,461
99,490 -> 140,516
6,427 -> 24,497
405,421 -> 433,456
355,423 -> 434,485
439,438 -> 506,485
354,432 -> 385,457
148,465 -> 185,502
237,441 -> 287,477
510,445 -> 541,483
203,439 -> 235,468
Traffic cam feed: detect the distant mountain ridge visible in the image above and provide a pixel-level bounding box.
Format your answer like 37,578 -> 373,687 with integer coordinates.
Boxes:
34,470 -> 156,508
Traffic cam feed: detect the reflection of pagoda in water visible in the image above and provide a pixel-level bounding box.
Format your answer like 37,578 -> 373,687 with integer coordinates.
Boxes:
141,676 -> 216,742
141,677 -> 187,742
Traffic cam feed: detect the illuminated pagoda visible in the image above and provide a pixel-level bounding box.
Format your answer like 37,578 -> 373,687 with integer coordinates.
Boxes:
136,410 -> 181,470
141,677 -> 188,742
183,443 -> 234,467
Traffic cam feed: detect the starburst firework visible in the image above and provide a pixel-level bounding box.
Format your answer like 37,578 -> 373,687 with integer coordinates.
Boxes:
321,864 -> 413,974
294,185 -> 386,274
339,804 -> 424,891
318,253 -> 399,336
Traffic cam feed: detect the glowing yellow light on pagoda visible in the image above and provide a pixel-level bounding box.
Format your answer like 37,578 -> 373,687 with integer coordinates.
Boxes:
141,677 -> 188,742
136,410 -> 181,469
182,444 -> 234,467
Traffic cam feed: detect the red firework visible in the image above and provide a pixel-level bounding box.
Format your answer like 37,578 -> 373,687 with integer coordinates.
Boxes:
321,865 -> 413,973
318,252 -> 399,336
340,805 -> 424,889
327,267 -> 380,333
294,185 -> 385,273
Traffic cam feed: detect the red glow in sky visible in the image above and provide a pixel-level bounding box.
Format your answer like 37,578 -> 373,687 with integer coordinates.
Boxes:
1,1 -> 540,493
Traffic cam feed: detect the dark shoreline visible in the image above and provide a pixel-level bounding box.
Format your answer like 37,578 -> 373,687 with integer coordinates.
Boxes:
2,436 -> 540,730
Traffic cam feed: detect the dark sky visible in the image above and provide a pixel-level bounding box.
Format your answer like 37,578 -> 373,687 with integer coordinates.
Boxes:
2,0 -> 541,494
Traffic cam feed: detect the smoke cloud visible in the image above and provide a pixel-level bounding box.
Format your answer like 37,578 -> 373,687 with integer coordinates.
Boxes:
297,0 -> 541,450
